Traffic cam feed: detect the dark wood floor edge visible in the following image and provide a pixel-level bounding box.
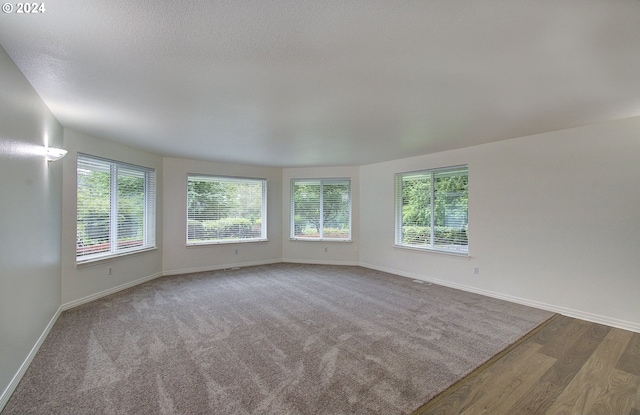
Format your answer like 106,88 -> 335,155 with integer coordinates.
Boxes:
410,313 -> 561,415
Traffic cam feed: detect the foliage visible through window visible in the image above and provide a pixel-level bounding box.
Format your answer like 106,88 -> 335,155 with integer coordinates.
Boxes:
77,154 -> 155,262
291,179 -> 351,240
187,175 -> 267,244
395,166 -> 468,254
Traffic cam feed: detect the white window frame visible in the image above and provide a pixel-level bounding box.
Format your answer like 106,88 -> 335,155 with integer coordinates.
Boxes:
186,174 -> 267,245
76,153 -> 156,264
394,165 -> 468,255
290,178 -> 352,241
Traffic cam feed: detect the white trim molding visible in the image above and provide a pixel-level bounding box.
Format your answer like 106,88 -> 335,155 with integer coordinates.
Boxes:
282,258 -> 359,267
162,259 -> 282,278
4,259 -> 638,413
62,272 -> 163,311
0,307 -> 62,412
359,262 -> 640,334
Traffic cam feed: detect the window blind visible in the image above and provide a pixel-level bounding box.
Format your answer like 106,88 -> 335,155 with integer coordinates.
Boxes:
395,166 -> 468,253
291,179 -> 351,240
77,154 -> 155,262
187,175 -> 267,244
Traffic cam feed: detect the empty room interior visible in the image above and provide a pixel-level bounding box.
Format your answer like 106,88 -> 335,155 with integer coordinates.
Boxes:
1,1 -> 639,414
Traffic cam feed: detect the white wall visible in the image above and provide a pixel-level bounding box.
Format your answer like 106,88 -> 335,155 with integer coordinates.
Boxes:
60,129 -> 164,305
0,46 -> 63,405
162,157 -> 283,275
282,166 -> 360,265
2,37 -> 640,407
360,117 -> 640,330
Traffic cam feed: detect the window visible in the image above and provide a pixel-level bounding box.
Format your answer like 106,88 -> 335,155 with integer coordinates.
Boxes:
395,166 -> 468,254
187,175 -> 267,244
291,179 -> 351,240
77,154 -> 156,263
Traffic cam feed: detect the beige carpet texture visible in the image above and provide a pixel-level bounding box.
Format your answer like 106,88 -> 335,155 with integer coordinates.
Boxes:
2,264 -> 554,414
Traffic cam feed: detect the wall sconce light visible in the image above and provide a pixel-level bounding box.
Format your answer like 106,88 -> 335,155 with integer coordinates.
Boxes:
45,147 -> 67,162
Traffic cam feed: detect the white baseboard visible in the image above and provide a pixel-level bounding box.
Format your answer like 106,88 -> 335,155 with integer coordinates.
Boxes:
61,271 -> 164,311
281,258 -> 360,266
64,260 -> 284,309
4,260 -> 637,414
0,306 -> 62,413
162,259 -> 282,277
359,262 -> 640,333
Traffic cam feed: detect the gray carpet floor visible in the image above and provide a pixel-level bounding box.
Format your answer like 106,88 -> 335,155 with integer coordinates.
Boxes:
3,263 -> 554,414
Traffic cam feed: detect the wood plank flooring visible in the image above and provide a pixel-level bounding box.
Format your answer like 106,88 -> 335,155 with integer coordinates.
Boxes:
414,315 -> 640,415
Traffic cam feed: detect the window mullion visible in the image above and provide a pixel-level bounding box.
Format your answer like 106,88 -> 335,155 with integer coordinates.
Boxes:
318,182 -> 324,239
395,175 -> 402,244
290,181 -> 296,238
429,172 -> 435,248
110,165 -> 118,253
143,174 -> 148,246
261,180 -> 267,238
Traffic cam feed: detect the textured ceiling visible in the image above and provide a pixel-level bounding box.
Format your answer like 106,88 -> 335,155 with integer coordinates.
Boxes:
1,0 -> 639,167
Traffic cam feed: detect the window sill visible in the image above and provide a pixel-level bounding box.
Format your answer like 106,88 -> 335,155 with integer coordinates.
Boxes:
290,238 -> 352,243
76,247 -> 157,267
393,244 -> 470,259
187,239 -> 268,247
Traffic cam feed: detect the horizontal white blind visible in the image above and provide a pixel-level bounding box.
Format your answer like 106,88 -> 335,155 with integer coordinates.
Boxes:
77,154 -> 155,262
322,181 -> 351,239
292,181 -> 321,239
396,172 -> 432,245
291,179 -> 351,240
117,168 -> 146,251
395,166 -> 468,253
187,175 -> 267,244
77,159 -> 111,257
433,168 -> 468,249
